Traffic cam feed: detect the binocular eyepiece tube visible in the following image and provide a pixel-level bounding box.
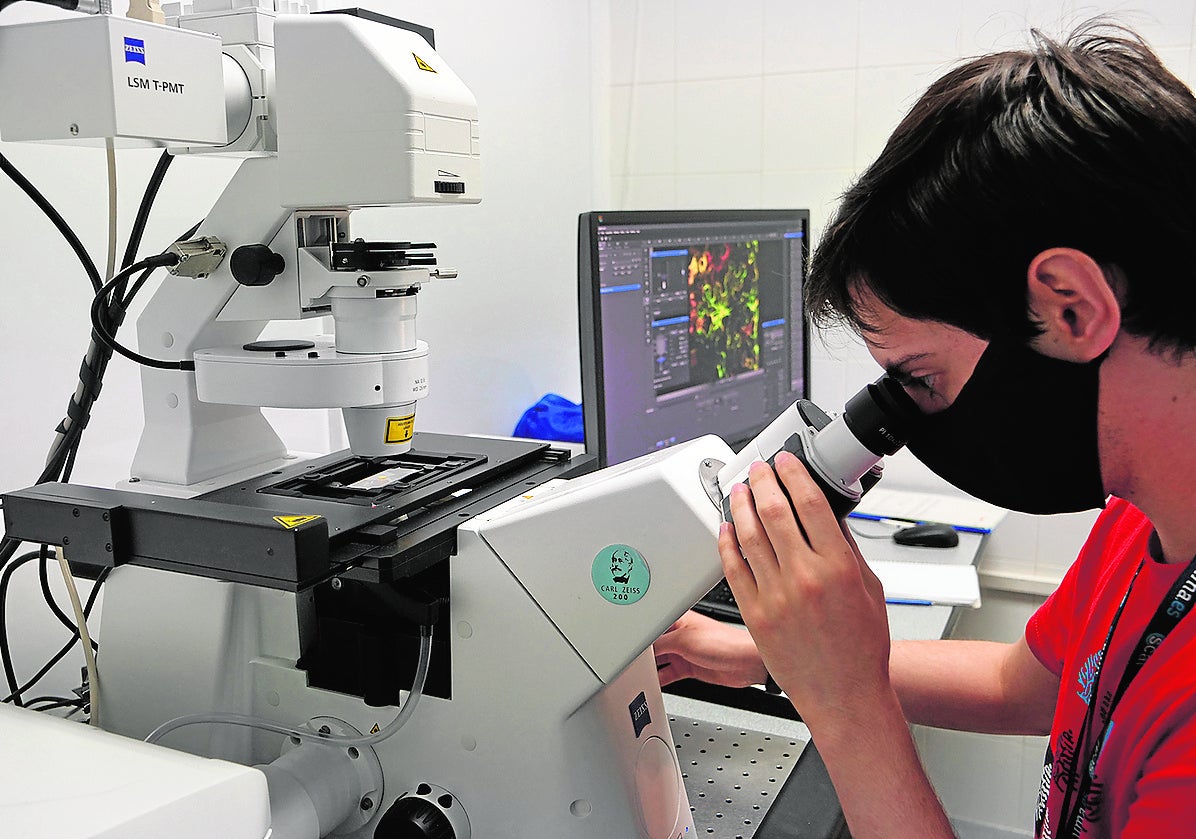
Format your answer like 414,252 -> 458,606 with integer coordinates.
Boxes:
716,376 -> 923,520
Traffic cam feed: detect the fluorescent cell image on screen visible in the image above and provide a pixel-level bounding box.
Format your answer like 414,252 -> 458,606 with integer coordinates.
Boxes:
688,240 -> 760,386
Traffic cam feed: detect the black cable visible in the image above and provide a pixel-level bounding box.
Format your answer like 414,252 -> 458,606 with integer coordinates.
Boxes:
0,150 -> 178,704
37,549 -> 98,651
39,548 -> 80,635
32,699 -> 85,713
0,155 -> 175,509
83,568 -> 105,618
26,696 -> 86,712
89,254 -> 189,370
4,639 -> 74,705
120,266 -> 156,311
25,151 -> 178,491
0,153 -> 102,293
28,701 -> 84,714
61,442 -> 81,483
122,152 -> 173,272
25,694 -> 83,706
105,151 -> 173,310
0,552 -> 43,705
0,152 -> 116,538
0,148 -> 112,561
6,638 -> 74,705
0,150 -> 120,569
179,219 -> 204,242
3,568 -> 107,704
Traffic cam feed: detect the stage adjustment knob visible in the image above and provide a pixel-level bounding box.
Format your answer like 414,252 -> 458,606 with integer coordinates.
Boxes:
230,244 -> 285,286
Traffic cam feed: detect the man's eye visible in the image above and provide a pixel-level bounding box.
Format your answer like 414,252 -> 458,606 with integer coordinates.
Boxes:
893,371 -> 932,390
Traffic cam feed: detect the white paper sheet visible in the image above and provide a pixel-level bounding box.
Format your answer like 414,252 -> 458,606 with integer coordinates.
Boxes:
870,560 -> 982,607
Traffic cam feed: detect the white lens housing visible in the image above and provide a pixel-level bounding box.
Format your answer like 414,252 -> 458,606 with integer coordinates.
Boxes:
805,414 -> 882,492
343,402 -> 418,457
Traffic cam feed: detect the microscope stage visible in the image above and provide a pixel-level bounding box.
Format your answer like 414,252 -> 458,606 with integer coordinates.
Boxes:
2,433 -> 591,591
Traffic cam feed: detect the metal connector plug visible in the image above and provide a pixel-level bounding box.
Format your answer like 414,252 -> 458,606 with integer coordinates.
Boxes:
167,236 -> 228,279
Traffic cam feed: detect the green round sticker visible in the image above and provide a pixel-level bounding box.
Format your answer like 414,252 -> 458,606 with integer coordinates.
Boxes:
592,544 -> 650,605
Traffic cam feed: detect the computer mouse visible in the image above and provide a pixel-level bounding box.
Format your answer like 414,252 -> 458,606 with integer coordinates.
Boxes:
892,522 -> 960,548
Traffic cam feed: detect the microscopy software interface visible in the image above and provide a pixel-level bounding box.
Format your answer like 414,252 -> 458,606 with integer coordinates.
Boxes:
592,215 -> 807,465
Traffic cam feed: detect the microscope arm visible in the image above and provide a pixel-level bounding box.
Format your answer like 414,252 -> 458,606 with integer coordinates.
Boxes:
131,157 -> 293,488
123,12 -> 484,487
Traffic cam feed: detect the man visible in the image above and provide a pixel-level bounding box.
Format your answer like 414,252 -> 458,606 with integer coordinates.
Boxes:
655,24 -> 1196,839
609,547 -> 634,584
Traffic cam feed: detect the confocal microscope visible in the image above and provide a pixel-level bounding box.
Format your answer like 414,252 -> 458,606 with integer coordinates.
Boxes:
0,5 -> 922,837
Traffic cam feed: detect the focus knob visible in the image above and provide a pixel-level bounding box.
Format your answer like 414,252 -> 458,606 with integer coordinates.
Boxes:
230,244 -> 285,286
374,796 -> 454,839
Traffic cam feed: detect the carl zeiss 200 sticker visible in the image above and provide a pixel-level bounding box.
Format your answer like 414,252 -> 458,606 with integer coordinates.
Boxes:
592,544 -> 650,605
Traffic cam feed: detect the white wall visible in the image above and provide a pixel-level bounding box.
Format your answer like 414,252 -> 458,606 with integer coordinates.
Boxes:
0,0 -> 600,699
605,1 -> 1196,836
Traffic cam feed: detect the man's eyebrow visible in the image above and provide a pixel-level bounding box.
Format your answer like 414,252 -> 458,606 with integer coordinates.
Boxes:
882,352 -> 932,377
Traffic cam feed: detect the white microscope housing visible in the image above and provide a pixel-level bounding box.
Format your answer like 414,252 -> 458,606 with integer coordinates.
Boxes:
90,10 -> 485,487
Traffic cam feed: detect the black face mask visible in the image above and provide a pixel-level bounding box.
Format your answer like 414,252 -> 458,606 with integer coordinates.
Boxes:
904,342 -> 1107,514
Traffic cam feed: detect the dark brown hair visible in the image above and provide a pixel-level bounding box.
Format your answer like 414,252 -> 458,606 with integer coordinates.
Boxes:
807,23 -> 1196,352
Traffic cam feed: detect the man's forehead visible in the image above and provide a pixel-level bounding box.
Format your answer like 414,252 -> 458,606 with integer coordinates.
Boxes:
878,350 -> 933,372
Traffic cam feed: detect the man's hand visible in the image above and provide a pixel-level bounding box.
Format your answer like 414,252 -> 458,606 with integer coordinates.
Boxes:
654,609 -> 768,688
716,452 -> 965,838
720,451 -> 894,730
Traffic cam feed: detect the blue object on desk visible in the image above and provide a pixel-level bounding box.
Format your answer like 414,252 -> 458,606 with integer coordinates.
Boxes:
885,597 -> 934,606
513,393 -> 584,443
848,511 -> 992,535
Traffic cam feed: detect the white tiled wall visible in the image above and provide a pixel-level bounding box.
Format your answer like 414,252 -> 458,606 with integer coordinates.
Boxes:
607,2 -> 1196,835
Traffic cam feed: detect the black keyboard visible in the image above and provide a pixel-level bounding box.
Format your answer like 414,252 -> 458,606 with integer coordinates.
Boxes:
695,578 -> 743,622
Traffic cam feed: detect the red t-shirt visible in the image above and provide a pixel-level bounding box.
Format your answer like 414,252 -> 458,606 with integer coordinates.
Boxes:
1026,497 -> 1196,838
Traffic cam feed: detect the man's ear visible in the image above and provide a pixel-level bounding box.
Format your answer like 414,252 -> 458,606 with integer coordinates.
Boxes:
1026,248 -> 1121,362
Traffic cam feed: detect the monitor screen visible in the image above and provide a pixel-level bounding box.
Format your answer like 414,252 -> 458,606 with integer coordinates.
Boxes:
578,209 -> 810,468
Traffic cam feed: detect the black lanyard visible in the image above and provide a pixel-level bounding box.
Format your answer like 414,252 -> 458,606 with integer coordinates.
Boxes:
1053,550 -> 1196,837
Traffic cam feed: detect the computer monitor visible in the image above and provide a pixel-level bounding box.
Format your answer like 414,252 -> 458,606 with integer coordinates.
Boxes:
578,209 -> 810,469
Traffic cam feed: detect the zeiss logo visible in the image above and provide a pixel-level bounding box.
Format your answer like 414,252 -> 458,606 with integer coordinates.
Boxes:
124,37 -> 146,65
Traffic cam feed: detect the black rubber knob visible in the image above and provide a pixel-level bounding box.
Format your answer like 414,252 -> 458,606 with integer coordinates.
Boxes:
230,244 -> 286,286
373,797 -> 454,839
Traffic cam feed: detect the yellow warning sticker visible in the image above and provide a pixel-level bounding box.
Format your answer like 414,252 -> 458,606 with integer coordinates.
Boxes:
370,723 -> 381,735
273,514 -> 322,530
385,414 -> 416,445
413,53 -> 436,73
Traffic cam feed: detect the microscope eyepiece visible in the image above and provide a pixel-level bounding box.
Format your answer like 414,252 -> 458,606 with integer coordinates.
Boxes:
842,376 -> 923,456
715,373 -> 927,521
